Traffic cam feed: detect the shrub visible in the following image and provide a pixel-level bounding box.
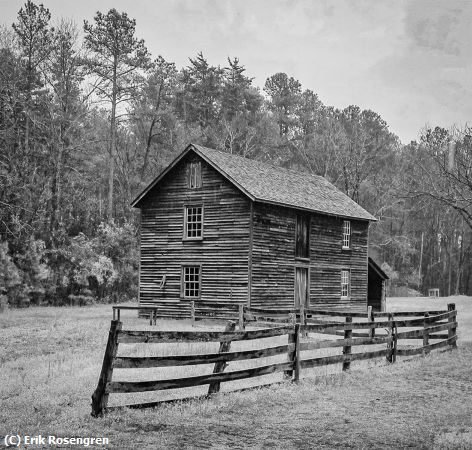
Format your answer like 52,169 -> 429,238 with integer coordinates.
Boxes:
49,222 -> 138,305
0,240 -> 25,307
2,221 -> 139,308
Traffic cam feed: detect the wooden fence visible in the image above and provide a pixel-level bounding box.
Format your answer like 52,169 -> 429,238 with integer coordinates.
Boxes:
92,303 -> 458,416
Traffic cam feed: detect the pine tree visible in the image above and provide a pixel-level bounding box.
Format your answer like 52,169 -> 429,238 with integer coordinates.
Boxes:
43,20 -> 85,240
264,72 -> 301,137
179,52 -> 222,132
84,9 -> 150,221
221,57 -> 253,120
12,0 -> 53,152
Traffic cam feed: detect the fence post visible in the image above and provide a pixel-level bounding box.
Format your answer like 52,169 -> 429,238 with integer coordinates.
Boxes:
368,306 -> 375,339
91,319 -> 122,417
386,313 -> 397,363
239,304 -> 245,330
342,316 -> 352,371
208,321 -> 236,395
284,321 -> 298,380
293,323 -> 301,382
191,301 -> 195,328
423,312 -> 430,355
392,319 -> 397,362
447,303 -> 457,349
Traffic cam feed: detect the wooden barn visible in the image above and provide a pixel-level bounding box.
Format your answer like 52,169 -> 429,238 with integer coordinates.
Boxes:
131,143 -> 385,317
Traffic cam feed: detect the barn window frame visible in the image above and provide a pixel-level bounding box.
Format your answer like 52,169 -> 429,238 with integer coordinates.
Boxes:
183,205 -> 204,240
341,269 -> 350,299
188,162 -> 202,189
295,213 -> 310,260
342,220 -> 351,249
181,265 -> 201,299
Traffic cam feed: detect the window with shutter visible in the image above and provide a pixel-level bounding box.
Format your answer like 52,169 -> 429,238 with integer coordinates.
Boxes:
188,162 -> 202,189
295,214 -> 310,259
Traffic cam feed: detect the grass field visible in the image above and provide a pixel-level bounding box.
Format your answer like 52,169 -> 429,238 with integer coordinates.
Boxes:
1,295 -> 471,449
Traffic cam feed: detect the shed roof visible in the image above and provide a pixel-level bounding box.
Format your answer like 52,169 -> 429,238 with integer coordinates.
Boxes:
368,257 -> 389,280
131,143 -> 377,221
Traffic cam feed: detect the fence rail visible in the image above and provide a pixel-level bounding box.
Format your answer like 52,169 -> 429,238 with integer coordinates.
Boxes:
113,344 -> 294,369
107,361 -> 294,394
112,303 -> 455,325
92,303 -> 458,416
118,326 -> 293,344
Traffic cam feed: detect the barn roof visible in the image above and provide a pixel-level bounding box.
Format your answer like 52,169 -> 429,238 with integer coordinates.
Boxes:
131,143 -> 377,221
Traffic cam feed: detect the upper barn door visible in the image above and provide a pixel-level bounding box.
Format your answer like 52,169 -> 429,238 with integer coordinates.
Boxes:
295,214 -> 310,259
294,267 -> 309,309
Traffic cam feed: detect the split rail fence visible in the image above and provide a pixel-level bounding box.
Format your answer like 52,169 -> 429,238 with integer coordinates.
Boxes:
91,303 -> 458,416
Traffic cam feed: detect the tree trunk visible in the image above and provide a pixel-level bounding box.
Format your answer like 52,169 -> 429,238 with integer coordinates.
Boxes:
448,259 -> 452,296
24,55 -> 33,154
108,62 -> 117,222
455,219 -> 465,295
140,83 -> 163,179
50,121 -> 66,242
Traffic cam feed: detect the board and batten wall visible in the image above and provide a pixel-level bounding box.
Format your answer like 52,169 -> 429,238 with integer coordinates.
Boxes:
138,153 -> 250,317
250,203 -> 369,310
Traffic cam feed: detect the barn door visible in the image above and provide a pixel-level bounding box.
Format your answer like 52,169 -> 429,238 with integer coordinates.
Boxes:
294,267 -> 309,309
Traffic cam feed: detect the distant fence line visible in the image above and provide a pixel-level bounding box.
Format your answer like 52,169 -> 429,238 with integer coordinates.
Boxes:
112,302 -> 455,330
91,303 -> 458,416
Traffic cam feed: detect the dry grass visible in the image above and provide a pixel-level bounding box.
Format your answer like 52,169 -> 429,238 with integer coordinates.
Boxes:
1,296 -> 471,448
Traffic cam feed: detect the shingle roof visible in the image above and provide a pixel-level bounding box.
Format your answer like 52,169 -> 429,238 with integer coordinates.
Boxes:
132,143 -> 377,221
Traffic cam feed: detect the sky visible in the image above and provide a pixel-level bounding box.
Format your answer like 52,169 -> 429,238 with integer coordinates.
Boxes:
1,0 -> 471,144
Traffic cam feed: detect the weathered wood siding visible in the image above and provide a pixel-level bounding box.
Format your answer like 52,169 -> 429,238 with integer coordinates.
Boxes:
250,203 -> 368,310
310,215 -> 368,309
139,153 -> 250,317
251,204 -> 297,309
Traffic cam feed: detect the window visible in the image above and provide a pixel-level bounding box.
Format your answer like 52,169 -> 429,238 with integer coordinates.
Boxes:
341,270 -> 350,299
295,214 -> 310,259
342,220 -> 351,249
184,206 -> 203,239
182,266 -> 200,298
188,162 -> 202,189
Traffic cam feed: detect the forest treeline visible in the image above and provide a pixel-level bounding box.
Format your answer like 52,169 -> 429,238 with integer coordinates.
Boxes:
1,2 -> 471,308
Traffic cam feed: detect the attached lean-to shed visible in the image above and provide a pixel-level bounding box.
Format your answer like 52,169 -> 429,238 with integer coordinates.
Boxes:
131,143 -> 379,318
367,257 -> 389,312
